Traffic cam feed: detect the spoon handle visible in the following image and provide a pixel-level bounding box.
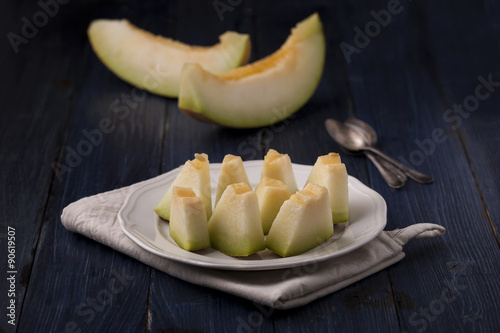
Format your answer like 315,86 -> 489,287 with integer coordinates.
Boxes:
374,153 -> 408,183
364,146 -> 435,184
364,151 -> 406,188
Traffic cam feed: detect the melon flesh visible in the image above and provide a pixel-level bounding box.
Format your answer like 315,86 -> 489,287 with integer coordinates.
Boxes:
169,187 -> 210,251
88,19 -> 251,98
178,13 -> 326,128
306,153 -> 349,223
155,153 -> 212,220
208,183 -> 265,256
215,154 -> 251,207
265,183 -> 333,257
255,177 -> 292,234
260,149 -> 298,193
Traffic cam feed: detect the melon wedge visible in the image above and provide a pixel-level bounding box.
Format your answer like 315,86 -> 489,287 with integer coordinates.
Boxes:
208,183 -> 265,256
260,149 -> 298,193
88,19 -> 251,98
305,153 -> 349,223
169,187 -> 210,251
215,154 -> 251,207
155,153 -> 212,221
255,177 -> 292,234
265,183 -> 333,257
178,13 -> 326,128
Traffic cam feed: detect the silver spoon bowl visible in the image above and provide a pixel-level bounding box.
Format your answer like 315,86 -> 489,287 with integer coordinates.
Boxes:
325,119 -> 434,184
344,118 -> 407,188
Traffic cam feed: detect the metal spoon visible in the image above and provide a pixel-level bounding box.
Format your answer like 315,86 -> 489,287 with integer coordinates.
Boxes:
330,120 -> 406,188
344,118 -> 408,183
325,119 -> 434,184
343,117 -> 434,184
343,120 -> 407,188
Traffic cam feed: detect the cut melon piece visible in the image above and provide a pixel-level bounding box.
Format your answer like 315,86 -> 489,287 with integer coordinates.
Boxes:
178,13 -> 325,128
260,149 -> 298,193
88,19 -> 251,98
255,177 -> 292,234
215,154 -> 250,207
305,153 -> 349,223
155,153 -> 212,220
169,187 -> 210,251
265,183 -> 333,257
208,183 -> 265,256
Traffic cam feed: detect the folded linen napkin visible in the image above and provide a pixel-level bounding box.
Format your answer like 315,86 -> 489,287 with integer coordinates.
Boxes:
61,175 -> 445,310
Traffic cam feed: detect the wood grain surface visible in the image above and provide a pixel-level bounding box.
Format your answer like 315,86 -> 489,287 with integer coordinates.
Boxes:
1,0 -> 498,332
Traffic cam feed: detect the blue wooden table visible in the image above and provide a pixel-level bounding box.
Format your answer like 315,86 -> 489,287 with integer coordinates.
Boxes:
1,0 -> 499,332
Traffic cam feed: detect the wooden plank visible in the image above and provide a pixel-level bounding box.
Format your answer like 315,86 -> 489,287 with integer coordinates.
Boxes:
19,68 -> 160,331
145,1 -> 274,332
419,0 -> 500,245
249,1 -> 400,332
3,0 -> 497,332
0,1 -> 84,331
336,0 -> 500,332
17,2 -> 167,331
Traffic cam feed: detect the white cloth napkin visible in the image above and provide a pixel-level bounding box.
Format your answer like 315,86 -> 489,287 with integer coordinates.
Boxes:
61,175 -> 445,310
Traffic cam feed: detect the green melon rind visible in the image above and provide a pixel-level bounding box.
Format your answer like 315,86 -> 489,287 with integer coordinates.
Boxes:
88,19 -> 250,98
178,13 -> 326,128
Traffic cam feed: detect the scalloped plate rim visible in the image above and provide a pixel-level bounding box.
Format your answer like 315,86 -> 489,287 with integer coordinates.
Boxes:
118,160 -> 387,271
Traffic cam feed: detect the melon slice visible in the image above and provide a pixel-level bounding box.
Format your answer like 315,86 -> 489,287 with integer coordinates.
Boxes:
169,187 -> 210,251
178,13 -> 325,128
260,149 -> 298,193
88,19 -> 251,98
255,177 -> 292,234
215,154 -> 251,207
208,183 -> 265,256
155,153 -> 212,220
265,183 -> 333,257
305,153 -> 349,223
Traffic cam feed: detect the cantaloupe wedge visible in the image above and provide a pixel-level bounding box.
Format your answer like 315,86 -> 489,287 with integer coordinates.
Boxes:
88,19 -> 251,98
260,149 -> 298,193
305,153 -> 349,223
155,153 -> 212,220
215,154 -> 250,207
208,183 -> 265,256
169,187 -> 210,251
178,13 -> 325,128
265,183 -> 333,257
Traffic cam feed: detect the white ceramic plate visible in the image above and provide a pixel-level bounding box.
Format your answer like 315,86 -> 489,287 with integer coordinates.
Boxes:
118,161 -> 386,271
